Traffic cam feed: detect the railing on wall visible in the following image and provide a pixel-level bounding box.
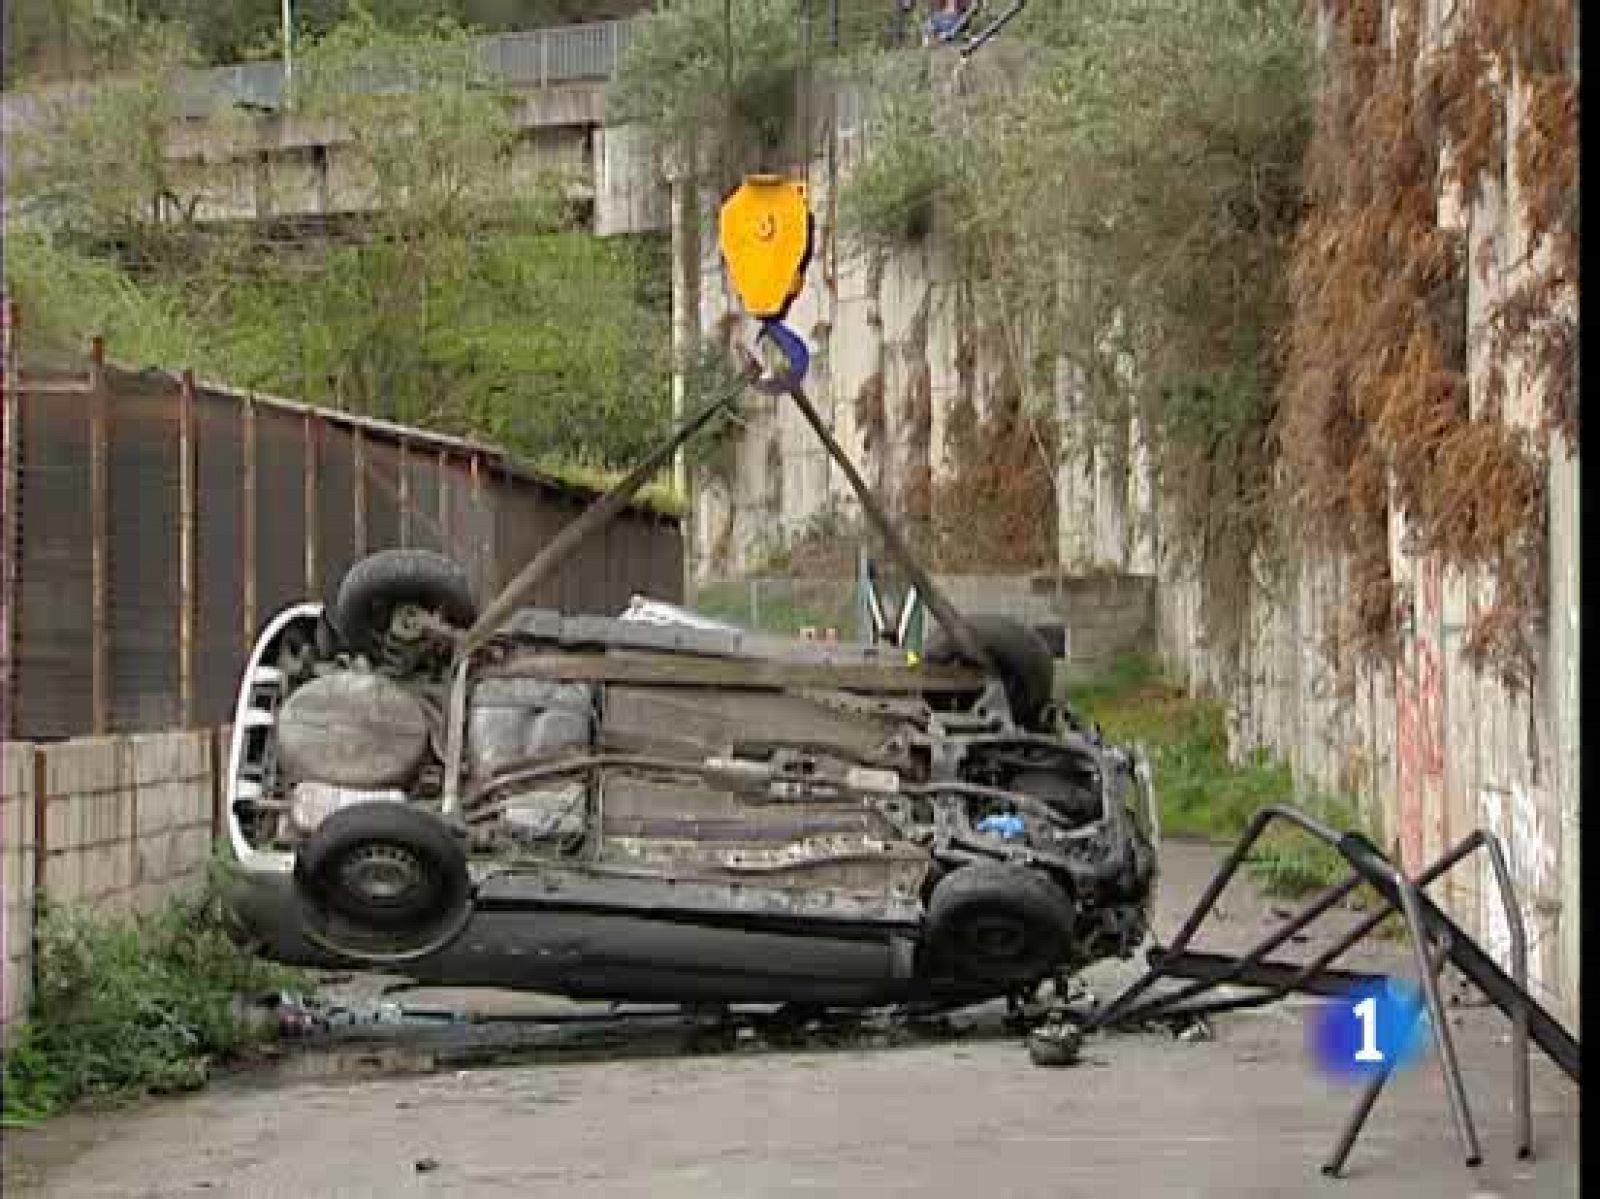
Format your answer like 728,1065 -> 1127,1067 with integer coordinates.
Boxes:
0,300 -> 683,741
480,20 -> 634,90
169,19 -> 636,120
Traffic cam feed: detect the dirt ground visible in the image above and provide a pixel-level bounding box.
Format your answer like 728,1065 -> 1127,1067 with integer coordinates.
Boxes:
3,841 -> 1581,1198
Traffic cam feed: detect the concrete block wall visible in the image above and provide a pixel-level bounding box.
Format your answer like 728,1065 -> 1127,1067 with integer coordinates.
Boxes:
1,728 -> 222,1040
932,573 -> 1156,671
36,731 -> 216,912
2,744 -> 35,1036
1041,575 -> 1158,669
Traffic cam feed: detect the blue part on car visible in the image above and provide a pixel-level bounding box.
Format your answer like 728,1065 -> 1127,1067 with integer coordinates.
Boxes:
976,813 -> 1026,839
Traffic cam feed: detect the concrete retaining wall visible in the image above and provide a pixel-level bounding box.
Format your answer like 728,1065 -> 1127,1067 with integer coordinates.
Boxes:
679,38 -> 1577,1026
0,728 -> 223,1038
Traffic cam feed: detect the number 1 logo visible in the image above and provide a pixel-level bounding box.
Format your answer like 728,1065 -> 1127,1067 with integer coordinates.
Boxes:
1307,980 -> 1427,1082
1352,996 -> 1385,1063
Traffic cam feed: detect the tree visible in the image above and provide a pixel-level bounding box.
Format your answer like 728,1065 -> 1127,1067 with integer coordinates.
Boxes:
609,0 -> 802,189
271,14 -> 551,429
7,12 -> 673,473
1012,0 -> 1313,622
835,0 -> 1314,631
9,19 -> 206,243
3,0 -> 152,83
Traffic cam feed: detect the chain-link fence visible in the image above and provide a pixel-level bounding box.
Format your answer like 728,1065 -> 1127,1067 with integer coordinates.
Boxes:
688,562 -> 1155,671
689,567 -> 1088,654
692,576 -> 864,639
0,303 -> 683,741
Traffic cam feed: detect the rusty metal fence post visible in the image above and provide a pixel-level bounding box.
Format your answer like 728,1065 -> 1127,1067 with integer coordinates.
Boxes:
438,451 -> 452,558
242,395 -> 258,650
303,411 -> 319,597
352,425 -> 367,559
178,371 -> 198,728
398,439 -> 411,548
0,301 -> 19,742
89,338 -> 110,734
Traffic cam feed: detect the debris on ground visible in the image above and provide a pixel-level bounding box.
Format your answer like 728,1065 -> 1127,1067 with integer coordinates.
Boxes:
1170,1015 -> 1214,1043
1027,1023 -> 1083,1068
236,992 -> 470,1039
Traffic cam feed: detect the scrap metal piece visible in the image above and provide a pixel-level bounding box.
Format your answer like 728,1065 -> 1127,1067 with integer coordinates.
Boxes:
1082,808 -> 1577,1183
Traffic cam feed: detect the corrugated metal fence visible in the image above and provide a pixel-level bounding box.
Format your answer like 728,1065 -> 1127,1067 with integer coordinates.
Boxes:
0,302 -> 683,741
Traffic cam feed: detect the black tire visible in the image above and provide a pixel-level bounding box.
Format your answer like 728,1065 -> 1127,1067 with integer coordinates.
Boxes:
293,802 -> 472,963
313,611 -> 344,658
924,614 -> 1056,727
330,549 -> 478,659
923,863 -> 1076,987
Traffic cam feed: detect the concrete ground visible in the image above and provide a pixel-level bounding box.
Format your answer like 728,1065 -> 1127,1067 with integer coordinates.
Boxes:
4,842 -> 1581,1198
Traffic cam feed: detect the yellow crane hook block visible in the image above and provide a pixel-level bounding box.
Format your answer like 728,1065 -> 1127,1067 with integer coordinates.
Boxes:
718,175 -> 813,320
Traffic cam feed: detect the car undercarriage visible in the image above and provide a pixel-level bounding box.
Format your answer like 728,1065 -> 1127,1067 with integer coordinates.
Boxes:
223,551 -> 1158,1007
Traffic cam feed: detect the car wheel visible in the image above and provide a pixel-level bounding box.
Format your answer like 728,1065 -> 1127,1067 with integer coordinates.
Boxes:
924,614 -> 1056,727
923,863 -> 1076,987
293,802 -> 473,964
330,549 -> 478,660
314,610 -> 344,657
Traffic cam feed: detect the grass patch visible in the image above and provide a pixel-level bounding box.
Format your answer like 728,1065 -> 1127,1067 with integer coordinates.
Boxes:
1066,653 -> 1373,898
534,459 -> 687,518
1,872 -> 307,1124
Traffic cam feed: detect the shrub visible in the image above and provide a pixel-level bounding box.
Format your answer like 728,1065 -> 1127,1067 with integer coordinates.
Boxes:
2,878 -> 305,1122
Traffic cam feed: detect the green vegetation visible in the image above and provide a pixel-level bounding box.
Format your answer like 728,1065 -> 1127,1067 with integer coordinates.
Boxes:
837,0 -> 1315,663
539,459 -> 687,517
610,0 -> 802,190
1,875 -> 306,1124
3,224 -> 207,370
1067,653 -> 1373,897
6,13 -> 674,479
836,54 -> 950,249
7,223 -> 673,478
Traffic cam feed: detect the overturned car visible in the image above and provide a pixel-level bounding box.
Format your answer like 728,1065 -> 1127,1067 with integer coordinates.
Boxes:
222,546 -> 1157,1009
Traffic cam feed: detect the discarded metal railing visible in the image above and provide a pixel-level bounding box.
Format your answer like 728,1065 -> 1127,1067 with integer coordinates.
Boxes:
1076,805 -> 1579,1179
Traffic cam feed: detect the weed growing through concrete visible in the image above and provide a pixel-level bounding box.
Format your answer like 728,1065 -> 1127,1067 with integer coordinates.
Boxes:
1066,654 -> 1372,897
1,867 -> 306,1124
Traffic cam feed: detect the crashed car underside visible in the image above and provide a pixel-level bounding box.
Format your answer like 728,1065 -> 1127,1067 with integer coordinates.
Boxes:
223,549 -> 1158,1008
